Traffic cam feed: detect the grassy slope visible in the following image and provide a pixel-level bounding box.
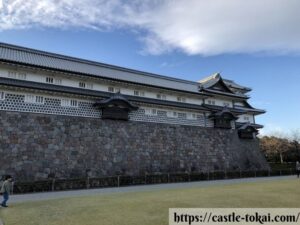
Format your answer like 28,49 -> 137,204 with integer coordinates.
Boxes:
1,179 -> 300,225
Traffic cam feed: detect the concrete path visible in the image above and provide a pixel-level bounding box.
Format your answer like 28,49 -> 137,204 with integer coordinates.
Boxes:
9,175 -> 295,203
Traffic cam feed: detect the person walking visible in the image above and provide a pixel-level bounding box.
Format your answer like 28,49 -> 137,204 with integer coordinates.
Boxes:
296,161 -> 300,178
0,175 -> 13,207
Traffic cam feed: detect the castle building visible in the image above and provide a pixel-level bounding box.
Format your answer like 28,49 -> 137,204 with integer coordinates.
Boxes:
0,43 -> 269,180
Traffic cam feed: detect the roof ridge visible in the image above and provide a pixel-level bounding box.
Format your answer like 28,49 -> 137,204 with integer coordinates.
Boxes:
197,72 -> 220,83
0,42 -> 198,85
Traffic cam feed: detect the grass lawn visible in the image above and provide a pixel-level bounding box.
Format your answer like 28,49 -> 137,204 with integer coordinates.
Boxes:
1,179 -> 300,225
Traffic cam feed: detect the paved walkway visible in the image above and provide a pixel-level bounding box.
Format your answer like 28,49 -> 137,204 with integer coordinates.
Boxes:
10,175 -> 295,203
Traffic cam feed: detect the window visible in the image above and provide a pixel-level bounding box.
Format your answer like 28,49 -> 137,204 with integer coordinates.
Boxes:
79,82 -> 86,88
144,108 -> 157,116
86,83 -> 93,89
157,94 -> 166,100
244,116 -> 250,121
223,102 -> 230,107
70,100 -> 78,107
177,96 -> 186,102
24,94 -> 44,104
8,71 -> 26,80
0,91 -> 5,100
61,99 -> 78,107
108,86 -> 121,93
134,90 -> 145,97
8,71 -> 17,79
35,96 -> 44,104
167,111 -> 178,118
54,78 -> 62,85
187,113 -> 198,120
17,72 -> 26,80
207,100 -> 215,105
24,94 -> 35,103
46,77 -> 54,84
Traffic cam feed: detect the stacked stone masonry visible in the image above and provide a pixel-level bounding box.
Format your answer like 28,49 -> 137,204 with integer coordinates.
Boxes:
0,111 -> 269,181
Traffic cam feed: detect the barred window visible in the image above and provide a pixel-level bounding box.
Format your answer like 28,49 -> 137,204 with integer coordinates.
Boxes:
157,94 -> 166,100
108,86 -> 120,93
18,72 -> 27,80
55,78 -> 62,85
61,99 -> 78,107
134,90 -> 145,97
167,111 -> 178,118
35,96 -> 44,104
79,82 -> 86,88
24,94 -> 44,104
187,113 -> 198,120
207,100 -> 215,105
8,71 -> 17,79
177,96 -> 186,102
46,77 -> 54,84
144,108 -> 157,116
86,83 -> 93,89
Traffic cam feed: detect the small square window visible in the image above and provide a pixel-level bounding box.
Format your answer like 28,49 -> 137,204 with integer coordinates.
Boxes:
108,86 -> 120,93
61,99 -> 78,107
208,100 -> 215,105
46,77 -> 54,84
18,72 -> 27,80
177,97 -> 186,102
55,78 -> 62,85
24,94 -> 44,104
86,83 -> 93,89
8,71 -> 17,79
187,113 -> 198,120
144,108 -> 157,116
244,116 -> 250,121
70,100 -> 78,107
24,94 -> 36,103
157,94 -> 166,100
35,96 -> 44,104
79,82 -> 86,88
134,90 -> 145,97
167,111 -> 178,118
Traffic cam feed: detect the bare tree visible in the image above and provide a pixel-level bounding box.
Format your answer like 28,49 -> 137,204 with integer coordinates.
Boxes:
290,129 -> 300,160
260,131 -> 290,163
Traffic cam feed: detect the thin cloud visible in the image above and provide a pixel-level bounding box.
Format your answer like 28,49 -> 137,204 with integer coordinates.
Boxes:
1,0 -> 300,56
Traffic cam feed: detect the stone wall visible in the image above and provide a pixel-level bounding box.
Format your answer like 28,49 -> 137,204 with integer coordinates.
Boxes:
0,111 -> 269,181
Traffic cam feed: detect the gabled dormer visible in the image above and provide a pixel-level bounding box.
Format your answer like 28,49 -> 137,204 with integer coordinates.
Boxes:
198,73 -> 249,99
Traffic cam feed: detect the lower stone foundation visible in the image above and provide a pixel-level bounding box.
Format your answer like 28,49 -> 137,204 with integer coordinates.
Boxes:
0,111 -> 269,181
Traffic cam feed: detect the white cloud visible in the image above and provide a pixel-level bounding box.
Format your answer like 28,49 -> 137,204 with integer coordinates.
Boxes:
1,0 -> 300,56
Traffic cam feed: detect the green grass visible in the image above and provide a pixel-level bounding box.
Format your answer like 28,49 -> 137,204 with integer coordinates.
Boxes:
1,179 -> 300,225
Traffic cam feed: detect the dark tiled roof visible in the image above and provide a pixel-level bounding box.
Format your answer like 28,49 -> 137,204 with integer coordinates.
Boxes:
234,106 -> 266,115
94,92 -> 139,110
223,79 -> 252,92
198,73 -> 248,99
236,122 -> 264,129
202,104 -> 246,114
0,42 -> 200,93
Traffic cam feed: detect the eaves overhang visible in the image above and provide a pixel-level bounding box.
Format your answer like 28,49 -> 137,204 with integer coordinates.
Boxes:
199,88 -> 249,100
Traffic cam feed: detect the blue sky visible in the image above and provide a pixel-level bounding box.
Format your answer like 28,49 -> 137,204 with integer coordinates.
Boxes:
0,0 -> 299,136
